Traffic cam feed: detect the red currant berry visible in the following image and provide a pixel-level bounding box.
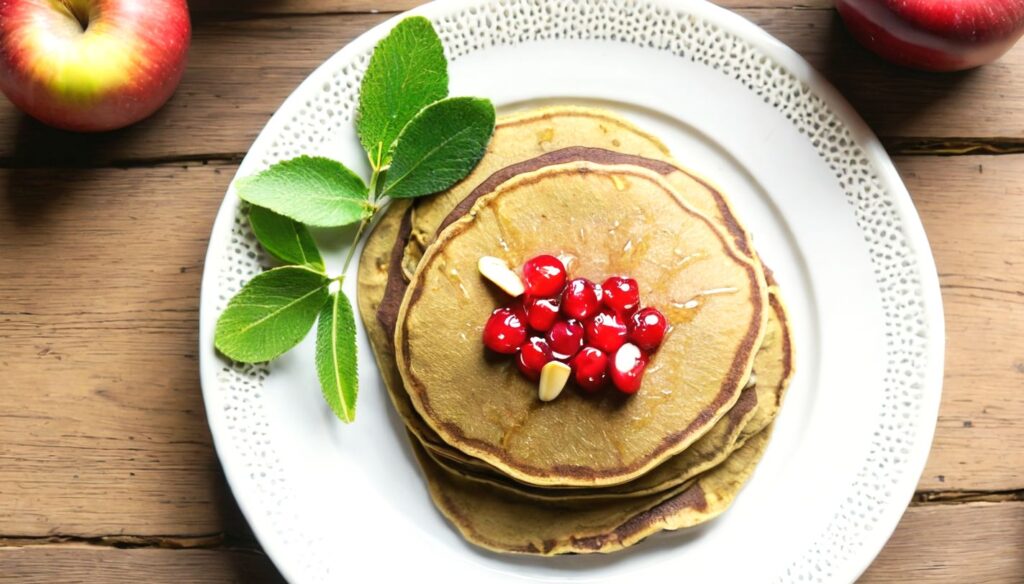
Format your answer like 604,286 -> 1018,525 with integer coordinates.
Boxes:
523,296 -> 560,332
629,307 -> 668,351
522,255 -> 566,297
570,346 -> 608,391
561,278 -> 601,320
482,305 -> 527,354
546,319 -> 585,360
602,276 -> 640,315
516,337 -> 553,381
584,309 -> 628,353
610,343 -> 648,394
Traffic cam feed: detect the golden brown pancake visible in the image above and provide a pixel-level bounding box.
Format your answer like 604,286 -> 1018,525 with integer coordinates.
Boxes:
355,105 -> 794,555
359,147 -> 791,496
414,425 -> 775,555
368,107 -> 764,469
395,161 -> 767,487
371,144 -> 768,475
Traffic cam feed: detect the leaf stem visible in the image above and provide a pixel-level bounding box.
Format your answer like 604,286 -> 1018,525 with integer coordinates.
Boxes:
367,167 -> 381,202
340,217 -> 370,276
339,166 -> 383,277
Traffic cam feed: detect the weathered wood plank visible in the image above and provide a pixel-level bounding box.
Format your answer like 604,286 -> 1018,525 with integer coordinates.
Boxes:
1,502 -> 1018,582
860,502 -> 1024,583
1,8 -> 1021,166
0,152 -> 1019,537
0,163 -> 238,536
0,546 -> 284,584
894,155 -> 1024,492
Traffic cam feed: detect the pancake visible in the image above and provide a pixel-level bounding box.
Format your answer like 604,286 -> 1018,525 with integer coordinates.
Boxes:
356,199 -> 432,439
423,387 -> 754,505
356,105 -> 793,555
739,282 -> 794,441
407,106 -> 755,262
360,146 -> 790,490
414,425 -> 774,555
395,161 -> 768,487
422,284 -> 791,501
368,143 -> 770,475
367,107 -> 763,469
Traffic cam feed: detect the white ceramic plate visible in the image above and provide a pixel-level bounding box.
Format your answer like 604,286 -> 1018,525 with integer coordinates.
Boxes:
199,1 -> 945,582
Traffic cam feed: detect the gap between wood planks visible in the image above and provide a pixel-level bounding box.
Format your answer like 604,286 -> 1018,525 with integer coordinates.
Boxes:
0,532 -> 261,552
0,489 -> 1020,551
2,137 -> 1022,170
914,488 -> 1024,505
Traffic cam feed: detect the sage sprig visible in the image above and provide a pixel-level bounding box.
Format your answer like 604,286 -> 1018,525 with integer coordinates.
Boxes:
214,17 -> 495,423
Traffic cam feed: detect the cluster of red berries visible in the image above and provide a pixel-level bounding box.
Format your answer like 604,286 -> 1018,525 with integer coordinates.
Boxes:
482,254 -> 668,394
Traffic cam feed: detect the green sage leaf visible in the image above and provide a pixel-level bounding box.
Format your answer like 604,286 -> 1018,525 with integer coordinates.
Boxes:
315,291 -> 359,423
235,156 -> 371,227
214,266 -> 330,362
381,97 -> 495,199
248,206 -> 326,271
357,16 -> 448,169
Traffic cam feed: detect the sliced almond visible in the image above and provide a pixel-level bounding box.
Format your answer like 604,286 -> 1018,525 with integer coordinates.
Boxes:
538,361 -> 571,402
478,256 -> 525,297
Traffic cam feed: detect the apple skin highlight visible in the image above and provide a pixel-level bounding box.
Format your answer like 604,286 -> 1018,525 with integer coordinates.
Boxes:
0,0 -> 191,131
837,0 -> 1024,71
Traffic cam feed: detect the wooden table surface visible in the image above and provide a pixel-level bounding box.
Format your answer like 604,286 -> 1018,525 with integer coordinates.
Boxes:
1,1 -> 1022,582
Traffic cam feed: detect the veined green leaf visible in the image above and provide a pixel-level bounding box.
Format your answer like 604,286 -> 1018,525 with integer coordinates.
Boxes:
215,266 -> 330,362
315,291 -> 359,423
248,206 -> 326,271
235,156 -> 371,227
382,97 -> 495,199
356,17 -> 448,169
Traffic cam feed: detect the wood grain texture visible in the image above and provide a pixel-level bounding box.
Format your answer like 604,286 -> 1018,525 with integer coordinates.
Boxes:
1,503 -> 1018,583
0,163 -> 239,536
0,546 -> 284,583
2,7 -> 1022,166
894,155 -> 1024,492
860,502 -> 1024,583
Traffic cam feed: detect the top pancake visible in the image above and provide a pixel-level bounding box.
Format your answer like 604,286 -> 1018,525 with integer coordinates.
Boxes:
395,161 -> 767,487
360,150 -> 779,489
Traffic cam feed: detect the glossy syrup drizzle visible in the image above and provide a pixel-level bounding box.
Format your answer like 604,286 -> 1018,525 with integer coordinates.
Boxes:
667,286 -> 739,324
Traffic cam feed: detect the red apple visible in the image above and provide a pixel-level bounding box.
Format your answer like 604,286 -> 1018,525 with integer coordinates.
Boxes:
0,0 -> 190,132
836,0 -> 1024,71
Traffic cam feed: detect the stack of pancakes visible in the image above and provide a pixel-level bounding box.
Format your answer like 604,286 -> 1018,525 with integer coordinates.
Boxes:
357,106 -> 794,555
